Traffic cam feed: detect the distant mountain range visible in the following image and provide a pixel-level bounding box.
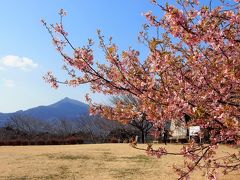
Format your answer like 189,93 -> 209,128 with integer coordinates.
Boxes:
0,97 -> 90,126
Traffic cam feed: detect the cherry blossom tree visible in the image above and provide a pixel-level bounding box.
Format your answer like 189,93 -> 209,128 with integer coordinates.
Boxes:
42,0 -> 240,179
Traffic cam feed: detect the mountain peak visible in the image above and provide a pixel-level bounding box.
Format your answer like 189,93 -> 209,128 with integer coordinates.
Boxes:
62,97 -> 74,102
50,97 -> 88,108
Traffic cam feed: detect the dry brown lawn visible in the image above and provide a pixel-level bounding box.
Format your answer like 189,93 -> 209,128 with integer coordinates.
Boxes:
0,144 -> 239,180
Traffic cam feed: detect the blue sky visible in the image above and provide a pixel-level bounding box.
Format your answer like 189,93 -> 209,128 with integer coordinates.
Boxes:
0,0 -> 163,113
0,0 -> 224,113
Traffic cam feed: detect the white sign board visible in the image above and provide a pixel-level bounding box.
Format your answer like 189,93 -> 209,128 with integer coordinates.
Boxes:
189,126 -> 200,136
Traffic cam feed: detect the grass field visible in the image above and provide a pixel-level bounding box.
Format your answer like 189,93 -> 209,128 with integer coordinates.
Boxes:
0,144 -> 239,180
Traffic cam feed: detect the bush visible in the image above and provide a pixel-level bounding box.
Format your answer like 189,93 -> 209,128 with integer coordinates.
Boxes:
46,139 -> 59,145
65,137 -> 77,144
9,140 -> 21,146
109,137 -> 118,143
0,132 -> 85,146
76,138 -> 84,144
21,140 -> 29,146
36,139 -> 46,145
29,141 -> 36,145
0,141 -> 6,146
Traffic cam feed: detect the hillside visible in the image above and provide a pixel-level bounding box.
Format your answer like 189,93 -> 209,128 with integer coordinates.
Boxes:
0,97 -> 89,126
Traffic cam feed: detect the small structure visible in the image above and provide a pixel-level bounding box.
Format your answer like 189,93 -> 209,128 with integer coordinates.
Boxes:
135,135 -> 138,142
164,119 -> 202,143
189,126 -> 201,143
152,140 -> 159,144
166,120 -> 188,143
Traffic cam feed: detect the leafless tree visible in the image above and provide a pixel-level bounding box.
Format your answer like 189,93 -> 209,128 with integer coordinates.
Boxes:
111,95 -> 153,143
7,114 -> 45,135
53,118 -> 78,137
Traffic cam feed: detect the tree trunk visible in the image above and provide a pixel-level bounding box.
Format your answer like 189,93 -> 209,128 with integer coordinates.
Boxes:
141,130 -> 145,143
145,131 -> 148,143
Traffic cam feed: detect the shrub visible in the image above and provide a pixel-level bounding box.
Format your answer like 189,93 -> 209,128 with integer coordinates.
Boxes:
0,141 -> 6,146
29,141 -> 36,145
109,137 -> 118,143
65,137 -> 77,144
21,140 -> 29,146
36,139 -> 46,145
76,138 -> 84,144
46,138 -> 59,145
